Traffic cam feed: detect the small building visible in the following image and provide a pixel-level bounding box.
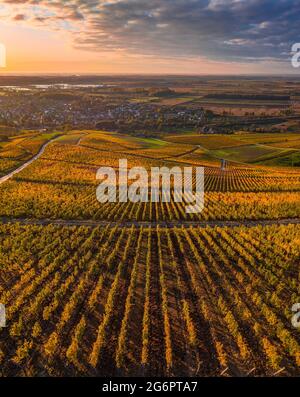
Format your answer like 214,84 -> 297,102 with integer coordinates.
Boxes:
221,159 -> 227,171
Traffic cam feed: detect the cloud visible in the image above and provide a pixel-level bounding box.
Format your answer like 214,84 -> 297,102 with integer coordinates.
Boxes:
5,0 -> 300,63
13,13 -> 26,21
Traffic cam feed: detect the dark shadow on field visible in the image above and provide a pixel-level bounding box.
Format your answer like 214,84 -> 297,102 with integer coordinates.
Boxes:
13,177 -> 95,187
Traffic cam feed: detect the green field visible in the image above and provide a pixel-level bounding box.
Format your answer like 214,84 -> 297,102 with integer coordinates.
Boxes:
165,132 -> 300,165
165,134 -> 245,148
257,151 -> 300,167
211,145 -> 294,163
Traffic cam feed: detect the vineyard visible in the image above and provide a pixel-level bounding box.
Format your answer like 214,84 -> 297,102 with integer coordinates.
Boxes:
0,130 -> 299,377
0,131 -> 299,221
0,223 -> 299,376
0,132 -> 59,176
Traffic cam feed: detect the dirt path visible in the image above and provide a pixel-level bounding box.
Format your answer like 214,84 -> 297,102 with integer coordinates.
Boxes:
0,217 -> 299,229
164,145 -> 199,159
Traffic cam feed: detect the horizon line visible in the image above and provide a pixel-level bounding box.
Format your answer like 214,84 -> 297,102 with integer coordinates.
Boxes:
0,72 -> 300,78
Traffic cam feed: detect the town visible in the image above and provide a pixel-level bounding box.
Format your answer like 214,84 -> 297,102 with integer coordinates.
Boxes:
0,84 -> 207,134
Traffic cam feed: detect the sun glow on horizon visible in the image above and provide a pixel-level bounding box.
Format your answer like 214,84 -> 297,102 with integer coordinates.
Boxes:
0,1 -> 296,75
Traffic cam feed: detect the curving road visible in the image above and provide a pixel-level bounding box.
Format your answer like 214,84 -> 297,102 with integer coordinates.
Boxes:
0,135 -> 299,229
0,136 -> 60,185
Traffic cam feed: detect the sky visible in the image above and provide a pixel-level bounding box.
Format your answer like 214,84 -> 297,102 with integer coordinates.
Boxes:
0,0 -> 299,75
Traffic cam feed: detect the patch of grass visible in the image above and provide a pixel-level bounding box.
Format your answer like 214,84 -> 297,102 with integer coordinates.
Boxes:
211,144 -> 290,163
136,137 -> 167,148
165,134 -> 245,149
236,133 -> 300,145
257,151 -> 300,167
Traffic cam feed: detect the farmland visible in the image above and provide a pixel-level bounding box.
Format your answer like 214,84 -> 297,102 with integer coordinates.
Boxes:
0,76 -> 300,378
0,132 -> 60,176
166,132 -> 300,166
0,131 -> 300,223
0,223 -> 299,376
0,128 -> 299,377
